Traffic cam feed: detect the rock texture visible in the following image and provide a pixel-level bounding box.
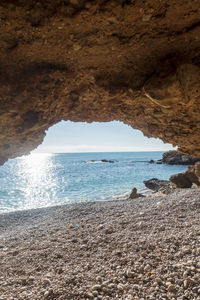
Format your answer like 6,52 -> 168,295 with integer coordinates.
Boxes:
1,1 -> 200,163
162,150 -> 200,165
143,178 -> 170,192
170,162 -> 200,188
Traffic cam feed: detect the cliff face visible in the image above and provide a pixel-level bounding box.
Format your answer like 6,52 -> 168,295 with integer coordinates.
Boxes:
1,0 -> 200,163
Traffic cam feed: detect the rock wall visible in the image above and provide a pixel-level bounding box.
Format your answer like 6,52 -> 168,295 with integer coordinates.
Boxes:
1,0 -> 200,163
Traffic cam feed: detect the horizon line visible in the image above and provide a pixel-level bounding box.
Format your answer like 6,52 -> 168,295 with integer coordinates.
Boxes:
33,149 -> 171,154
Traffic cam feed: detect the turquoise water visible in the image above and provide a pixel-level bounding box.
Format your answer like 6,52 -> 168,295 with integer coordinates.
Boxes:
0,152 -> 187,213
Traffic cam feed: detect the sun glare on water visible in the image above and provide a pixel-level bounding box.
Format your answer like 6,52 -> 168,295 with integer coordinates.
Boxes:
16,153 -> 58,210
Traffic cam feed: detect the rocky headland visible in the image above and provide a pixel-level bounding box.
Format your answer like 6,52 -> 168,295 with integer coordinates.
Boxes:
149,150 -> 200,166
160,151 -> 200,166
145,151 -> 200,191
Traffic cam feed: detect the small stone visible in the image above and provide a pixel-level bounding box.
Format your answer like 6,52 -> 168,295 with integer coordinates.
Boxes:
21,277 -> 27,285
43,279 -> 51,285
183,280 -> 189,288
96,276 -> 102,282
126,295 -> 134,300
126,270 -> 135,278
86,292 -> 94,298
105,226 -> 114,234
117,283 -> 124,291
29,276 -> 34,281
92,290 -> 98,296
155,277 -> 162,285
92,284 -> 101,291
108,283 -> 115,289
182,248 -> 192,255
168,284 -> 177,293
132,284 -> 140,290
44,291 -> 49,298
183,271 -> 188,278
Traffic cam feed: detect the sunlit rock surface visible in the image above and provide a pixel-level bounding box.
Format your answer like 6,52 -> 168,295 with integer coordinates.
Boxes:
1,0 -> 200,163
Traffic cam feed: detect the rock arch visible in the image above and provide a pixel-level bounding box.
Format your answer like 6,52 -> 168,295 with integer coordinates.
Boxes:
1,0 -> 200,164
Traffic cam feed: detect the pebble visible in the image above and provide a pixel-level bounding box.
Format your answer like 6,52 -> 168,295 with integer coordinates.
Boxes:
44,291 -> 49,298
182,247 -> 192,255
96,276 -> 102,282
86,292 -> 94,299
92,284 -> 101,291
43,279 -> 51,285
1,189 -> 200,299
117,283 -> 124,291
168,284 -> 177,293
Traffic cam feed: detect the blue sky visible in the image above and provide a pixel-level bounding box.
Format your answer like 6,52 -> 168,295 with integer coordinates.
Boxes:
35,121 -> 174,153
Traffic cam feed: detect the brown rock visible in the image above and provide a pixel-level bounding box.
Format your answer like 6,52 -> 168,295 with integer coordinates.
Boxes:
170,173 -> 193,188
170,161 -> 200,188
1,2 -> 200,162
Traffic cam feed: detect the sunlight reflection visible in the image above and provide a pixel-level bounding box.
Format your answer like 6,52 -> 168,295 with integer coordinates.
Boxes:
16,153 -> 57,210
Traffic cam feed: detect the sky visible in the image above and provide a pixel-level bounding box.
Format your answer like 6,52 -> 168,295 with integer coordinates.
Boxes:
35,121 -> 174,153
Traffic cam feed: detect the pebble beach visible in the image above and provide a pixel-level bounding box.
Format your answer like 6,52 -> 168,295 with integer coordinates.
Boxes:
0,189 -> 200,300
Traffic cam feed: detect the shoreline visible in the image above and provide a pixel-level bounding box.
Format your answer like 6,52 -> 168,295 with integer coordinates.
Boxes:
0,186 -> 152,217
0,188 -> 200,299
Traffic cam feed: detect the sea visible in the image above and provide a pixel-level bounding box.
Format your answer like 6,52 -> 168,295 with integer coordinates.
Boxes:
0,151 -> 187,214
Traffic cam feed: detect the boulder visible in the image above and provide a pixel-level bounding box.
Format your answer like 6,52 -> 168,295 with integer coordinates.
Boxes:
143,178 -> 170,192
170,173 -> 193,188
161,150 -> 200,165
170,161 -> 200,188
129,188 -> 144,199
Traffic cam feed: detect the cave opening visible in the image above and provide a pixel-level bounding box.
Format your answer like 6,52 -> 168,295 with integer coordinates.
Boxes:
35,120 -> 174,153
0,120 -> 188,214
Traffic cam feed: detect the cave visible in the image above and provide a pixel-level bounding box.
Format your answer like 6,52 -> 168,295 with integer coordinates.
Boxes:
1,2 -> 200,298
1,0 -> 200,165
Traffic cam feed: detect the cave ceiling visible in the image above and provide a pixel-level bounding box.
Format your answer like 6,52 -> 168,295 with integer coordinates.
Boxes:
1,0 -> 200,164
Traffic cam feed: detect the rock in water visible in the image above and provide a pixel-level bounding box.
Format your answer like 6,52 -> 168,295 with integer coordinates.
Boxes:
101,159 -> 116,163
156,160 -> 162,164
148,159 -> 154,164
161,150 -> 200,165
